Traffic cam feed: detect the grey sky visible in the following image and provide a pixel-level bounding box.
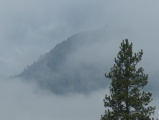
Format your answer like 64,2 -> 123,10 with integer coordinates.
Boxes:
0,0 -> 159,75
0,0 -> 109,76
0,0 -> 159,119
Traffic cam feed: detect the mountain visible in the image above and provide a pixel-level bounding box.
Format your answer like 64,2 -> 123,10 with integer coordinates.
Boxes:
18,29 -> 112,94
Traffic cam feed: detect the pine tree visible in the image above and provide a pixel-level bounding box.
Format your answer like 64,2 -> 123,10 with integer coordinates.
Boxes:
101,39 -> 155,120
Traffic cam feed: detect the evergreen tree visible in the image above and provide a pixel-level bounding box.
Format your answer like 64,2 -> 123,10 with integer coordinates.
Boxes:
101,39 -> 155,120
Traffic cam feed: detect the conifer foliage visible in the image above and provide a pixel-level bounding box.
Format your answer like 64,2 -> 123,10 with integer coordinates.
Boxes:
101,39 -> 155,120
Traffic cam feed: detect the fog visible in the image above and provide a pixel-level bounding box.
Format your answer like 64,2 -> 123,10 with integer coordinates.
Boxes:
0,78 -> 107,120
0,0 -> 159,119
0,78 -> 158,119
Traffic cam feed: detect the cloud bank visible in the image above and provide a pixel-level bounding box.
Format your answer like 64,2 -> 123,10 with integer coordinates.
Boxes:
0,78 -> 107,120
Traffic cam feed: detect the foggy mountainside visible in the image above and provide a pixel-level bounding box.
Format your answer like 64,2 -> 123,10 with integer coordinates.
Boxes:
17,27 -> 159,95
18,29 -> 112,94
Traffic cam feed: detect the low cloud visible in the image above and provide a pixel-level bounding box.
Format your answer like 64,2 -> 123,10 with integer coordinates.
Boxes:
0,78 -> 107,120
0,77 -> 157,120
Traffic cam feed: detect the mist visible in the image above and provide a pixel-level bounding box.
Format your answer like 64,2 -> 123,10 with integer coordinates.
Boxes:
0,78 -> 107,120
0,78 -> 158,120
0,0 -> 158,119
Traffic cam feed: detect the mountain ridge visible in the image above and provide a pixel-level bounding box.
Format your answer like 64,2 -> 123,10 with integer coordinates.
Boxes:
18,29 -> 111,94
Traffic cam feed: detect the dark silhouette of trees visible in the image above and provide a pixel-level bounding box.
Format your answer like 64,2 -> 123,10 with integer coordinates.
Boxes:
101,39 -> 155,120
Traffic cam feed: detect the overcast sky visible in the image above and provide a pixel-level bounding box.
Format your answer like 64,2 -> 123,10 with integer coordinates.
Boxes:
1,0 -> 159,75
0,0 -> 159,119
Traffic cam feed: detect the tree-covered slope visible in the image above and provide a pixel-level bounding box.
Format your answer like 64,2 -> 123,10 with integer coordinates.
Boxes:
18,29 -> 110,94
